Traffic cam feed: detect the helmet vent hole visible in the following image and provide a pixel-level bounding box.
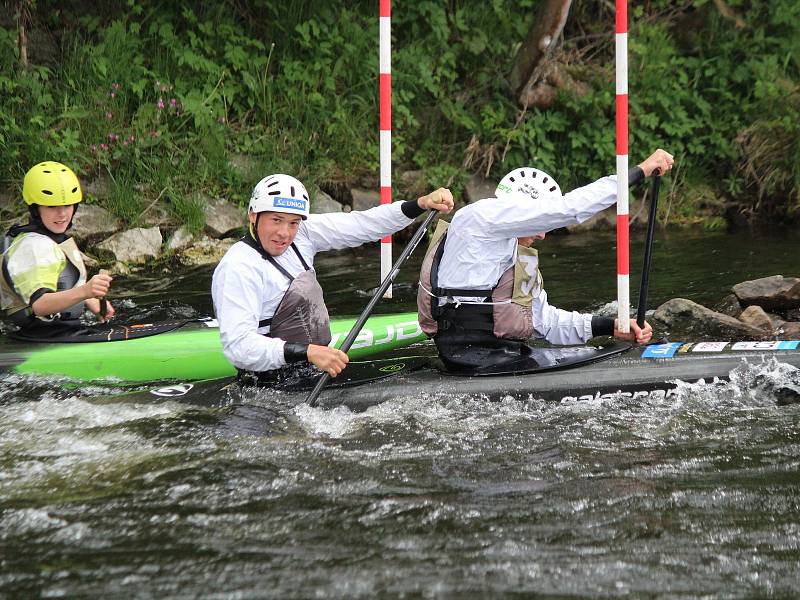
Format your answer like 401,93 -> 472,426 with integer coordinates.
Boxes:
303,194 -> 308,201
509,177 -> 515,183
532,171 -> 537,178
267,181 -> 278,187
72,187 -> 78,193
520,171 -> 525,177
41,190 -> 53,195
290,186 -> 295,196
549,186 -> 557,192
543,177 -> 549,183
43,170 -> 51,174
268,191 -> 280,195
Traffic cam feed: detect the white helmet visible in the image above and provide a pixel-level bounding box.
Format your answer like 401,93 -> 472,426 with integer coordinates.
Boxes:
495,167 -> 561,201
249,174 -> 310,219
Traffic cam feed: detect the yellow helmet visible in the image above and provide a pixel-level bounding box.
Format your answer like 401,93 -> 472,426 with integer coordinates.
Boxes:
22,161 -> 83,206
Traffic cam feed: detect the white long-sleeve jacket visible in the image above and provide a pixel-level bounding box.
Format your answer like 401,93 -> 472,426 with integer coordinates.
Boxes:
436,175 -> 618,345
211,202 -> 416,372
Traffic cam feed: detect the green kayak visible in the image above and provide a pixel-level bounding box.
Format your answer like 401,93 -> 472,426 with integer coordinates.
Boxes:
0,312 -> 425,384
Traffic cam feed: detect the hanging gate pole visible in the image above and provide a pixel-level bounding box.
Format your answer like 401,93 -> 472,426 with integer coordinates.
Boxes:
615,0 -> 630,333
379,0 -> 393,297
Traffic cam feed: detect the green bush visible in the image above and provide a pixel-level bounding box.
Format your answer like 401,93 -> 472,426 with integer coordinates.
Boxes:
0,0 -> 797,226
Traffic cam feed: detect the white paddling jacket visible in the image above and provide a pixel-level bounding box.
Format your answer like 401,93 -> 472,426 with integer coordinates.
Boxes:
417,174 -> 622,346
212,201 -> 422,373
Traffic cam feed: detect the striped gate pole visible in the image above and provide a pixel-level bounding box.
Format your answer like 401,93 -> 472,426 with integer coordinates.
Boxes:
379,0 -> 393,297
615,0 -> 630,333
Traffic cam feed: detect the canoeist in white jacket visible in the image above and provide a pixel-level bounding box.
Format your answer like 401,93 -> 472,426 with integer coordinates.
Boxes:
212,173 -> 453,380
417,149 -> 673,371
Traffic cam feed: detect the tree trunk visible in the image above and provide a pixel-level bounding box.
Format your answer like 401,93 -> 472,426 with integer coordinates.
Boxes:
16,1 -> 30,69
508,0 -> 572,107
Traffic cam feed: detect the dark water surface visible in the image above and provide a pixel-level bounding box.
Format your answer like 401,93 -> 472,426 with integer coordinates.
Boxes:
2,228 -> 800,598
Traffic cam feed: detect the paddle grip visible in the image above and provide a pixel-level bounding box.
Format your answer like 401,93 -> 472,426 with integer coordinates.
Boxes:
99,268 -> 110,319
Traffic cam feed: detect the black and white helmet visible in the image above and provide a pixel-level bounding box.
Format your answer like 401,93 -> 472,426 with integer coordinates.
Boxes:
495,167 -> 561,201
249,174 -> 310,219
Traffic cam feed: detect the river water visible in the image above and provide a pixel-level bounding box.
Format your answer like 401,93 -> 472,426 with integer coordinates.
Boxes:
2,228 -> 800,598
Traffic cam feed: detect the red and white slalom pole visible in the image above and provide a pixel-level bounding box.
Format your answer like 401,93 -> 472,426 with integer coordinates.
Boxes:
379,0 -> 393,297
615,0 -> 630,333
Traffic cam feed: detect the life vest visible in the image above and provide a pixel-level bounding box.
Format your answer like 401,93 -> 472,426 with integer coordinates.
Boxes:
416,220 -> 543,341
1,232 -> 87,326
239,235 -> 332,346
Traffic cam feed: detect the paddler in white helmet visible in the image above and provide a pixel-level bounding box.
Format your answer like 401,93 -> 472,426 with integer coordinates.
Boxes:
212,173 -> 454,381
417,149 -> 673,371
1,161 -> 114,339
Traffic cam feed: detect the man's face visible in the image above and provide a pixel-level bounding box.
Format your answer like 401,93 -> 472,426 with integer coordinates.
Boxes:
517,232 -> 546,248
250,210 -> 302,256
38,204 -> 76,234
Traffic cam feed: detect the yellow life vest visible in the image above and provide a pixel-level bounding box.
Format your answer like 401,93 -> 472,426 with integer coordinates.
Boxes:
1,233 -> 87,321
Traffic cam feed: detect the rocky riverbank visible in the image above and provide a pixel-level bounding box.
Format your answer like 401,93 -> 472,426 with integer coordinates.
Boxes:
53,169 -> 677,271
653,275 -> 800,340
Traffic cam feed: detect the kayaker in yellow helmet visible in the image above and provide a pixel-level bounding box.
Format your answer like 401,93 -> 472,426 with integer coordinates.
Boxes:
1,161 -> 114,338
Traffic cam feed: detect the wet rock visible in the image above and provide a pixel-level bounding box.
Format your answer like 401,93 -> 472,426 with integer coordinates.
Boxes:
311,189 -> 343,214
738,305 -> 774,333
179,237 -> 236,266
166,226 -> 196,252
111,261 -> 132,276
778,321 -> 800,338
713,293 -> 743,318
733,275 -> 800,311
399,170 -> 428,199
358,174 -> 379,190
80,251 -> 98,269
203,195 -> 241,238
70,204 -> 120,243
351,188 -> 380,211
141,202 -> 172,228
97,227 -> 162,264
464,174 -> 496,204
652,298 -> 767,340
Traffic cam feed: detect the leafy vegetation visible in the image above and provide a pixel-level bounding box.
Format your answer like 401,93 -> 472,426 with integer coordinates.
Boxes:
1,0 -> 798,228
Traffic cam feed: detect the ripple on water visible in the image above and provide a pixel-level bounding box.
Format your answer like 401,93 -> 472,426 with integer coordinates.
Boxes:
2,353 -> 800,597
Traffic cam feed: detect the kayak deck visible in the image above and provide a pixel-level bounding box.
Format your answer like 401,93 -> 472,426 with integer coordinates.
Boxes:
125,341 -> 800,411
319,345 -> 800,410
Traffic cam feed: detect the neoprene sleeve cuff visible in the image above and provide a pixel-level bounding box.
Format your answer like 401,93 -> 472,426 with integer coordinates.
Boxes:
283,342 -> 310,363
401,200 -> 426,219
591,315 -> 615,337
29,287 -> 55,306
628,166 -> 644,186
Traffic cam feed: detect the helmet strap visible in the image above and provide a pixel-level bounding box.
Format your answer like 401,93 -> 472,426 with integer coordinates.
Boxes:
249,212 -> 263,249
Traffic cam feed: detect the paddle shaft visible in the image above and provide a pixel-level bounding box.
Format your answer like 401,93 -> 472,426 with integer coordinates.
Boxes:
99,269 -> 110,320
636,170 -> 661,328
306,209 -> 439,407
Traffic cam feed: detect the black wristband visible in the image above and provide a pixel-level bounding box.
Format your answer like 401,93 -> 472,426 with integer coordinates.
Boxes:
591,315 -> 615,337
29,287 -> 55,307
400,200 -> 426,219
283,342 -> 309,363
628,166 -> 644,186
